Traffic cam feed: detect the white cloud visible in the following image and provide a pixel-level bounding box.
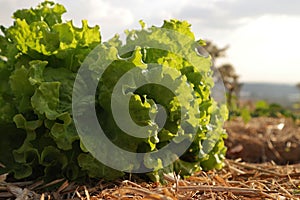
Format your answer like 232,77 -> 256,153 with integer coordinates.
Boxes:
0,0 -> 41,26
177,0 -> 300,31
226,15 -> 300,83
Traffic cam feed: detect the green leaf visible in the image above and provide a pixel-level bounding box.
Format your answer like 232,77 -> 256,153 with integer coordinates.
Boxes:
13,1 -> 66,26
28,60 -> 47,86
10,65 -> 35,97
31,82 -> 60,120
40,146 -> 68,180
49,114 -> 79,150
78,153 -> 124,180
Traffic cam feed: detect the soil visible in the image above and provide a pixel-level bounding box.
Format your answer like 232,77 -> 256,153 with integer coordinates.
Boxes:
225,117 -> 300,164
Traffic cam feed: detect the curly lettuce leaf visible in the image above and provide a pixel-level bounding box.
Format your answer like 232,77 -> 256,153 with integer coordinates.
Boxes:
0,0 -> 227,183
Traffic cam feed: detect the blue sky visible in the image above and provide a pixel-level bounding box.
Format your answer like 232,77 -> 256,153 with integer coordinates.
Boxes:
0,0 -> 299,84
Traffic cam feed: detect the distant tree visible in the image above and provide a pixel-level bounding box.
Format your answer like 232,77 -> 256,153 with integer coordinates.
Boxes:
218,64 -> 242,109
202,40 -> 229,59
202,41 -> 241,110
295,83 -> 300,113
297,83 -> 300,102
297,83 -> 300,91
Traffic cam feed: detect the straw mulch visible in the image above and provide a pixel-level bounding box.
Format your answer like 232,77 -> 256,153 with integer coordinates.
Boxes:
1,159 -> 300,199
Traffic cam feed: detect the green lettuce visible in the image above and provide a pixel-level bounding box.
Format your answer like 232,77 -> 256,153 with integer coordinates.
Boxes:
0,1 -> 227,182
0,1 -> 101,180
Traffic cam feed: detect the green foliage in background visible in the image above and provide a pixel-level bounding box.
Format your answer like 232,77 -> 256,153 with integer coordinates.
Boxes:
231,100 -> 300,124
0,1 -> 227,182
252,101 -> 297,119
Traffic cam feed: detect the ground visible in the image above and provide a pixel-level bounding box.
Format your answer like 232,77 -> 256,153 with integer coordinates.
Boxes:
1,117 -> 300,199
225,117 -> 300,164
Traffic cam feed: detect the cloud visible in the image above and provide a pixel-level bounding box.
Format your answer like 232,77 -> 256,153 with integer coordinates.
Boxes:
177,0 -> 300,30
225,15 -> 300,83
59,0 -> 134,25
0,0 -> 41,27
220,0 -> 300,18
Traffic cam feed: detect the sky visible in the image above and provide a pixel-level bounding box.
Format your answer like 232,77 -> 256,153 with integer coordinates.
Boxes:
0,0 -> 299,84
